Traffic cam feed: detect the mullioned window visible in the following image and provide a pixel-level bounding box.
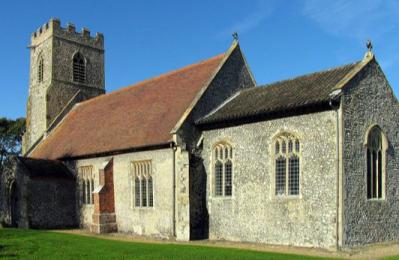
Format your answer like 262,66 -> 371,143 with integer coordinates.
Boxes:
274,133 -> 300,196
79,165 -> 94,205
213,142 -> 233,197
131,160 -> 153,208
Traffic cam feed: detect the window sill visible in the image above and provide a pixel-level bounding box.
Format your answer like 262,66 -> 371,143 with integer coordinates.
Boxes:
132,207 -> 155,210
210,196 -> 234,200
367,198 -> 385,202
274,195 -> 301,200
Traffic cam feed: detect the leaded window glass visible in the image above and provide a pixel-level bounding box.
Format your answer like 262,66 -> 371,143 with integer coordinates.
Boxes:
274,134 -> 300,197
131,160 -> 154,208
288,156 -> 300,195
135,177 -> 141,207
213,142 -> 233,197
275,157 -> 286,196
215,161 -> 223,196
366,126 -> 385,199
79,166 -> 94,205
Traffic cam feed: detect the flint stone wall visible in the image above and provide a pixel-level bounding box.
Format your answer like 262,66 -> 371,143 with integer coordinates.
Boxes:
342,60 -> 399,247
74,147 -> 175,238
202,110 -> 339,249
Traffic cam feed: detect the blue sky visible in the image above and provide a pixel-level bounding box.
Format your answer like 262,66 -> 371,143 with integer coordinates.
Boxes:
1,0 -> 399,119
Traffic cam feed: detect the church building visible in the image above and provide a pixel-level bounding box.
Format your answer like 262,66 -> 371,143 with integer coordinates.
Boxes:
1,18 -> 398,250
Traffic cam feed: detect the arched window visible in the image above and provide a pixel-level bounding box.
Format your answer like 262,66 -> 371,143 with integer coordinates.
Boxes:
365,125 -> 387,199
131,161 -> 153,208
213,142 -> 233,197
79,165 -> 94,205
38,55 -> 44,83
274,133 -> 300,196
73,52 -> 86,83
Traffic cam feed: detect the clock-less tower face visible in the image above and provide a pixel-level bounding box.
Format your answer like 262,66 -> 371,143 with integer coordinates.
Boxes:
23,19 -> 105,155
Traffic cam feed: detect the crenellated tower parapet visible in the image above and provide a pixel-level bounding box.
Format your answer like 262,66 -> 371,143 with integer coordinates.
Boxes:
31,18 -> 104,50
23,18 -> 105,155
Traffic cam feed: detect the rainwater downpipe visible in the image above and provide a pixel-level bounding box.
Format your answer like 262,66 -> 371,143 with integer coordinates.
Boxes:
171,142 -> 177,237
329,90 -> 342,250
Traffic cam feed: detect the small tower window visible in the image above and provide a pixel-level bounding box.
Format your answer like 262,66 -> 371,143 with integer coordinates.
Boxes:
73,52 -> 86,83
38,56 -> 44,83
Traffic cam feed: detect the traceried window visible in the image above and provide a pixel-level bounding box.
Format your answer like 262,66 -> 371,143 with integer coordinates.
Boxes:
366,126 -> 386,199
38,55 -> 44,83
73,52 -> 86,83
213,142 -> 233,197
274,134 -> 300,196
131,160 -> 153,208
79,166 -> 94,205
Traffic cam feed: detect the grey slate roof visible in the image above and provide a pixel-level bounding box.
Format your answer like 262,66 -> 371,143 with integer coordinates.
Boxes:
197,61 -> 361,126
18,157 -> 75,179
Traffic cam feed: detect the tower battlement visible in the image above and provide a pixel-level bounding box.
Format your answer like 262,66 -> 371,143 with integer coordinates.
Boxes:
24,18 -> 105,154
31,18 -> 104,49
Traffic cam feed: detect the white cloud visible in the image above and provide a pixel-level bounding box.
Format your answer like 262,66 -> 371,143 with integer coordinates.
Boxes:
302,0 -> 399,41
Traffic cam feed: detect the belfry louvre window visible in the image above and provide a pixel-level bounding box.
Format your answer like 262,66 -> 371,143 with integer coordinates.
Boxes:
73,52 -> 86,83
274,134 -> 300,196
131,160 -> 153,208
213,142 -> 233,197
38,55 -> 44,83
79,166 -> 94,205
366,126 -> 386,199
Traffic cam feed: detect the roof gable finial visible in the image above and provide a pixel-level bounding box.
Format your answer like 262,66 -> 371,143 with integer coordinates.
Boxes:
232,32 -> 239,42
366,39 -> 373,52
364,39 -> 374,61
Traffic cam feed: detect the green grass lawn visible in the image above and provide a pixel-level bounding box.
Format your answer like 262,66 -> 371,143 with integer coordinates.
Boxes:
0,228 -> 329,260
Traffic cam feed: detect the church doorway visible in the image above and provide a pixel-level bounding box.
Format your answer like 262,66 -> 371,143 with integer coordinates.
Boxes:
9,181 -> 19,227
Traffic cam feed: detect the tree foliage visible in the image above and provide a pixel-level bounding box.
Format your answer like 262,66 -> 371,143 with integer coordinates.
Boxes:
0,117 -> 25,173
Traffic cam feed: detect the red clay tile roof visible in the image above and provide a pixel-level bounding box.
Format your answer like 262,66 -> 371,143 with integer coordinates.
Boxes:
30,53 -> 225,160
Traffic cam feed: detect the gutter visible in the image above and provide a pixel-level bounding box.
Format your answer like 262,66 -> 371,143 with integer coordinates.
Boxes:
171,142 -> 177,237
60,142 -> 173,161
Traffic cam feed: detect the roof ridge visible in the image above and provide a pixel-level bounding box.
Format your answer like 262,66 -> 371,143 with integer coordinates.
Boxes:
253,60 -> 361,91
197,59 -> 364,127
78,53 -> 225,107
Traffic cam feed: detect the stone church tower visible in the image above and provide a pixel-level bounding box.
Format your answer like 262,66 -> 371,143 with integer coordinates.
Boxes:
23,18 -> 105,154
